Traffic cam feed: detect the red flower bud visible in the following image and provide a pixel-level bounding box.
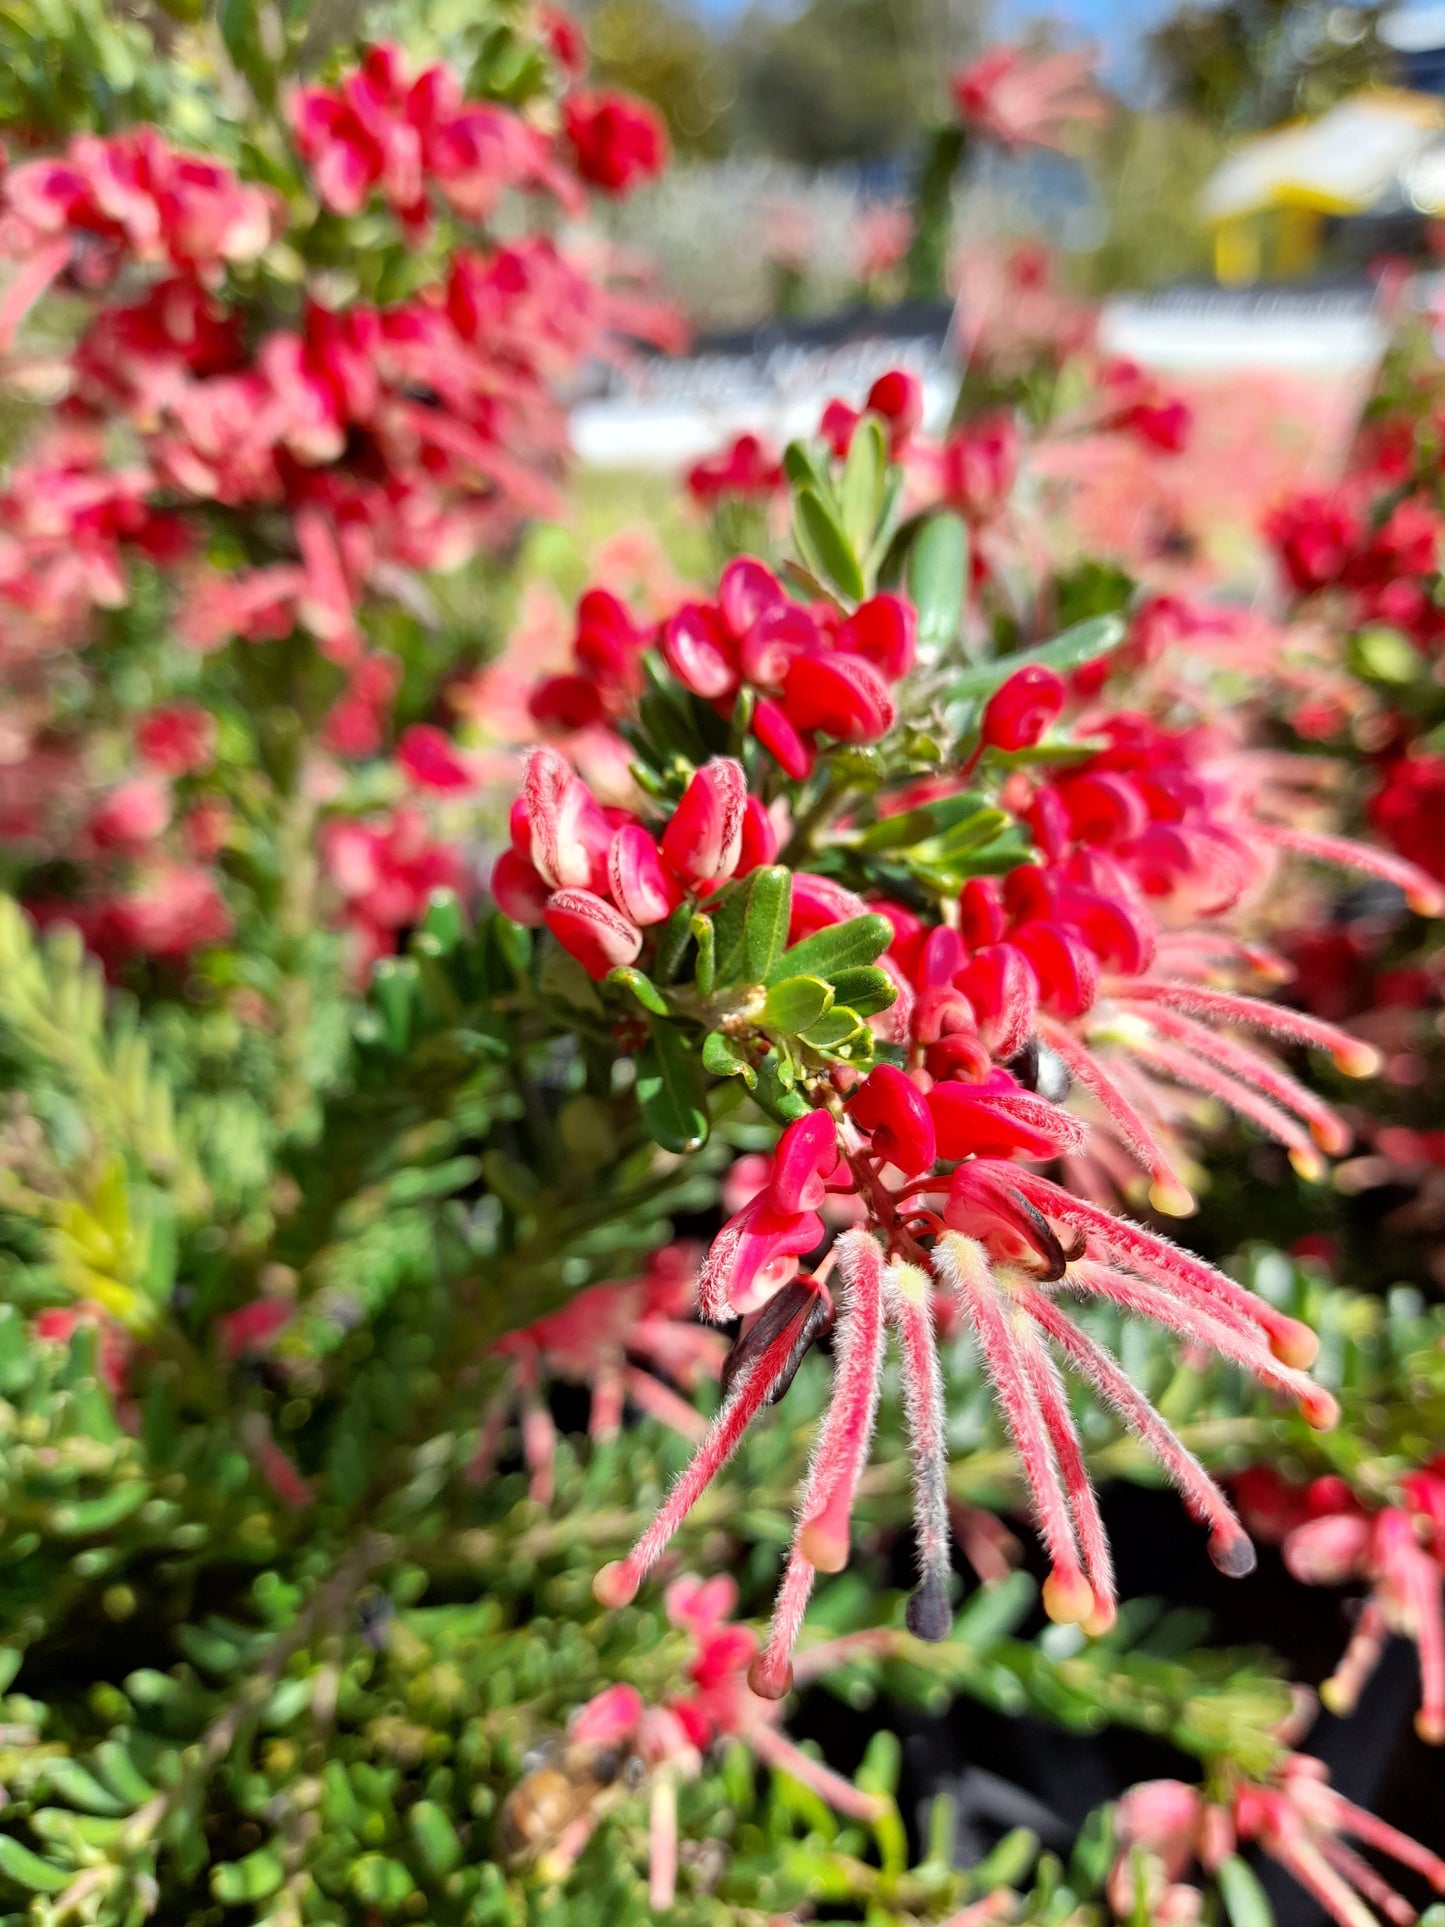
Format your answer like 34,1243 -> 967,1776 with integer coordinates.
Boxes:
397,724 -> 473,792
736,796 -> 779,874
980,665 -> 1066,751
752,697 -> 815,780
847,1064 -> 936,1174
660,757 -> 748,885
769,1108 -> 840,1215
608,824 -> 680,925
719,556 -> 786,638
544,886 -> 643,978
529,673 -> 606,732
781,653 -> 897,744
837,593 -> 917,679
865,368 -> 923,451
490,848 -> 551,926
661,603 -> 738,700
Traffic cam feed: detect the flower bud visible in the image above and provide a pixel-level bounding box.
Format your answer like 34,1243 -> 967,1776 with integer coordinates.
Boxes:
769,1109 -> 840,1215
661,603 -> 738,700
837,594 -> 916,680
490,848 -> 550,926
847,1065 -> 936,1174
781,653 -> 897,744
980,665 -> 1066,751
544,887 -> 643,978
608,824 -> 681,926
660,757 -> 748,886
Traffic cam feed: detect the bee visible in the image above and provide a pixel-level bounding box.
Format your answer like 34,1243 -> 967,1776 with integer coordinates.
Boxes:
496,1733 -> 647,1868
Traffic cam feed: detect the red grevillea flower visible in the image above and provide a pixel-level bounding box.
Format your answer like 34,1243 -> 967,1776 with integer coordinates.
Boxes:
560,1574 -> 883,1906
479,1245 -> 725,1505
1112,1756 -> 1445,1927
596,1064 -> 1334,1691
1236,1462 -> 1445,1744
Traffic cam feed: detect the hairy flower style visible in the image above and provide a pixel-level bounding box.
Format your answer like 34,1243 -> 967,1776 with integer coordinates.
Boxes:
1112,1755 -> 1445,1927
1236,1462 -> 1445,1744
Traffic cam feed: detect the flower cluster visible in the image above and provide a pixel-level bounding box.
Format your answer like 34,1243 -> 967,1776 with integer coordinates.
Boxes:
1112,1755 -> 1445,1927
0,39 -> 672,967
950,42 -> 1109,153
559,1575 -> 884,1906
1237,1461 -> 1445,1744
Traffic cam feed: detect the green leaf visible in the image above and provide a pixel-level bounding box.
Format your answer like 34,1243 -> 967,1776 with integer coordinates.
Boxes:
409,1800 -> 462,1879
606,967 -> 669,1016
763,976 -> 833,1034
690,912 -> 717,997
742,867 -> 792,983
0,1835 -> 68,1893
783,439 -> 832,495
41,1759 -> 127,1816
799,1007 -> 864,1050
841,417 -> 887,554
794,487 -> 866,602
828,967 -> 897,1017
212,1850 -> 286,1904
1217,1855 -> 1275,1927
372,956 -> 420,1053
949,614 -> 1127,700
349,1854 -> 415,1910
907,513 -> 968,651
702,1030 -> 756,1088
637,1021 -> 709,1154
754,1049 -> 812,1123
653,901 -> 694,984
768,913 -> 894,985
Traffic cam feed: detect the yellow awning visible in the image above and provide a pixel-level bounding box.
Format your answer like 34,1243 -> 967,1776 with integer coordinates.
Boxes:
1199,89 -> 1445,225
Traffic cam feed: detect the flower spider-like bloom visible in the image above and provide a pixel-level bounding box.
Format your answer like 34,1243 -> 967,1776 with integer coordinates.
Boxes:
1236,1461 -> 1445,1744
556,1574 -> 884,1907
1112,1755 -> 1445,1927
596,1078 -> 1334,1694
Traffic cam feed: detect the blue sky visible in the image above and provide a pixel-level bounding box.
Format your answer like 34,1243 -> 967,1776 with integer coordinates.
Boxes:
995,0 -> 1186,84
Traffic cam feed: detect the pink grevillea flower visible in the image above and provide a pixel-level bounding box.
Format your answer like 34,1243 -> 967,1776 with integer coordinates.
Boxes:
560,1574 -> 883,1906
1236,1462 -> 1445,1744
1112,1756 -> 1445,1927
950,43 -> 1109,153
481,1245 -> 724,1504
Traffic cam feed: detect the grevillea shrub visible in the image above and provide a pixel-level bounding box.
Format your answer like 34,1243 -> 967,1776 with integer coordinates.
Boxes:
1,17 -> 1445,1927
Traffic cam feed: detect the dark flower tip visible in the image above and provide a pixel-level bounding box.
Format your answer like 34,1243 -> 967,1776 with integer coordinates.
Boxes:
905,1573 -> 953,1642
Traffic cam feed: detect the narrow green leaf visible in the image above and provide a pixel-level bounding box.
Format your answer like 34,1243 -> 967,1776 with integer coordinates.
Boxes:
419,888 -> 467,953
709,878 -> 751,986
637,1021 -> 709,1153
828,967 -> 897,1017
783,439 -> 832,495
0,1835 -> 68,1894
606,967 -> 669,1016
690,913 -> 716,997
794,487 -> 867,602
949,614 -> 1127,700
768,913 -> 894,985
371,956 -> 420,1053
212,1849 -> 286,1904
754,1049 -> 812,1123
653,901 -> 694,984
907,513 -> 968,651
409,1800 -> 462,1879
841,416 -> 887,554
702,1030 -> 756,1087
1217,1855 -> 1275,1927
763,976 -> 833,1034
42,1760 -> 127,1816
742,867 -> 792,984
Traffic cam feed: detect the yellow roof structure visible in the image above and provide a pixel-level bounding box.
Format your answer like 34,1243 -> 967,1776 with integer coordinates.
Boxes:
1199,88 -> 1445,225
